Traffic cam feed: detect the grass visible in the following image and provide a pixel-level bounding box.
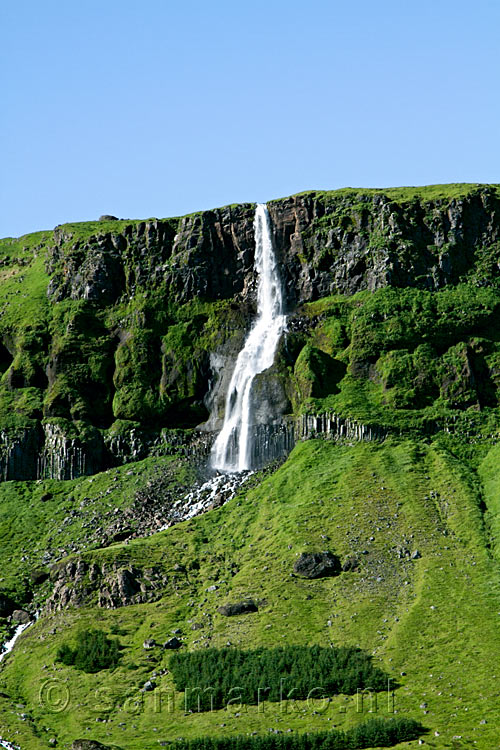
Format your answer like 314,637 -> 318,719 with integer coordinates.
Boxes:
0,454 -> 188,604
1,437 -> 500,748
274,183 -> 500,205
2,184 -> 500,748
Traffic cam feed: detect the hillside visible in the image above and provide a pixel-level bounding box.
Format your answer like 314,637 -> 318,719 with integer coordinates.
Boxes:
1,184 -> 500,750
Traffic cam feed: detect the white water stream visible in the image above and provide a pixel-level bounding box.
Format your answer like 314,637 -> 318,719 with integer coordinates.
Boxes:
211,203 -> 286,471
0,739 -> 20,750
0,622 -> 33,750
0,622 -> 31,665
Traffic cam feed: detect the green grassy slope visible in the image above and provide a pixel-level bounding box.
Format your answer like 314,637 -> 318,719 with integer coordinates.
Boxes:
1,437 -> 499,749
282,183 -> 500,204
0,454 -> 194,607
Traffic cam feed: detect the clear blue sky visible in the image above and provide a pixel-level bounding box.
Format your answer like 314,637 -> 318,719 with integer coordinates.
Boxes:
2,0 -> 499,237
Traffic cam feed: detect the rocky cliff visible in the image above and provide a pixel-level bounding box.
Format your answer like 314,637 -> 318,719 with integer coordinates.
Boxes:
46,185 -> 500,308
1,184 -> 500,480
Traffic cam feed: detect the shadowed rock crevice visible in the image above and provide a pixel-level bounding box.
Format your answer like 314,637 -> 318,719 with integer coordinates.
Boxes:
0,341 -> 13,376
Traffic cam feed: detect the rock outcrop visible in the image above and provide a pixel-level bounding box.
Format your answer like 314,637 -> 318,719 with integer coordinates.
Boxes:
46,560 -> 169,612
217,599 -> 258,616
71,740 -> 119,750
47,187 -> 500,308
293,551 -> 341,579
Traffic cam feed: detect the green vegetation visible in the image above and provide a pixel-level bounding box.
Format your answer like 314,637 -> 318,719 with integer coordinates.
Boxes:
0,454 -> 189,605
166,717 -> 424,750
283,182 -> 500,205
56,628 -> 121,672
292,284 -> 500,440
1,437 -> 500,748
2,186 -> 500,749
170,645 -> 388,711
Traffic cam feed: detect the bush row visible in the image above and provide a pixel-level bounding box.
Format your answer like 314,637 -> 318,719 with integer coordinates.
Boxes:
170,645 -> 389,711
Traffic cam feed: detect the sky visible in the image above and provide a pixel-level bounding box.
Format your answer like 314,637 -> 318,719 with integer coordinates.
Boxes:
2,0 -> 500,237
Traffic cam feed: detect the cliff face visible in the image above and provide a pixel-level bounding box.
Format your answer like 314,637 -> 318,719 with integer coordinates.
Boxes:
46,186 -> 500,309
47,204 -> 257,305
269,186 -> 500,303
1,184 -> 500,480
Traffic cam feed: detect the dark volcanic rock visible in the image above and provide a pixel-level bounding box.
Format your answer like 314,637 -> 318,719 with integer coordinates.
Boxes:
46,559 -> 168,612
71,740 -> 119,750
116,569 -> 141,598
163,636 -> 182,649
293,552 -> 341,579
217,599 -> 258,616
342,556 -> 360,572
268,188 -> 500,305
49,187 -> 500,309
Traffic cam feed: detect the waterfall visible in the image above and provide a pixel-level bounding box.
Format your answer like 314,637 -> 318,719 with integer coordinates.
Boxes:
211,203 -> 286,472
0,622 -> 32,665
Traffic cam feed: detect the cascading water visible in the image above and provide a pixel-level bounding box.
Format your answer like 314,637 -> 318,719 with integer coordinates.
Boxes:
158,204 -> 286,531
211,203 -> 286,472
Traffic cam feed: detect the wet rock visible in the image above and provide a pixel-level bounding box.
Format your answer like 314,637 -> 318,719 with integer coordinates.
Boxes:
217,600 -> 258,617
293,551 -> 341,579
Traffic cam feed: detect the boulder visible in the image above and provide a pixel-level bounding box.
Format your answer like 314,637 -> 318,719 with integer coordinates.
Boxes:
71,741 -> 118,750
293,552 -> 341,579
98,215 -> 118,222
11,609 -> 31,624
217,600 -> 258,617
163,636 -> 182,649
342,556 -> 360,572
143,639 -> 157,650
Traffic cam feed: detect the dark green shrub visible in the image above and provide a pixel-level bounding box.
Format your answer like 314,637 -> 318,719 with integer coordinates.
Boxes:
170,644 -> 389,712
56,628 -> 121,673
166,717 -> 424,750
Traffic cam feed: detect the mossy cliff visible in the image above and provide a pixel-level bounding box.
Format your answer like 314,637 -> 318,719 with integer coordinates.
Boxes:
3,185 -> 500,749
1,183 -> 500,480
